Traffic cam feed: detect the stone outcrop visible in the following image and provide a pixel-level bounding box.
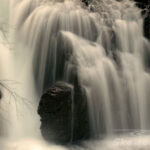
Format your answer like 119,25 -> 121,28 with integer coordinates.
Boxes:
38,82 -> 90,144
135,0 -> 150,40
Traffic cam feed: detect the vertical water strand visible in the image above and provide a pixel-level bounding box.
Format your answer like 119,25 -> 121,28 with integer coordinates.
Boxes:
113,7 -> 150,129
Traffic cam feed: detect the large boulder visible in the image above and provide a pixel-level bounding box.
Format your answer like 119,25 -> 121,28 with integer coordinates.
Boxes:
38,81 -> 90,144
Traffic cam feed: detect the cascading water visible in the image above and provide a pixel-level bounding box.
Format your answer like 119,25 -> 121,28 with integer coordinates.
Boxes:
0,0 -> 150,149
63,0 -> 150,136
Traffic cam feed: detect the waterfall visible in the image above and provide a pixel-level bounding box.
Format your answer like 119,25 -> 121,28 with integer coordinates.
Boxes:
61,0 -> 150,137
0,0 -> 150,149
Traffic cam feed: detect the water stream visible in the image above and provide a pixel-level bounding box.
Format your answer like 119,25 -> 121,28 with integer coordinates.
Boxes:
0,0 -> 150,149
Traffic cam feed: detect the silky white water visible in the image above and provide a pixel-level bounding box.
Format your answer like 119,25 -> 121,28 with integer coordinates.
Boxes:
0,0 -> 150,149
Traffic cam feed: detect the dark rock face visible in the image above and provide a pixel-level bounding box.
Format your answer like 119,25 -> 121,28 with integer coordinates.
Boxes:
72,80 -> 90,143
134,0 -> 150,40
135,0 -> 149,5
82,0 -> 90,6
38,82 -> 73,144
144,13 -> 150,40
38,82 -> 90,144
81,0 -> 93,6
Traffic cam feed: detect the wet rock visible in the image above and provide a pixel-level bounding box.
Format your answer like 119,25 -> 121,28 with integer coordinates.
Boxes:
81,0 -> 93,6
143,10 -> 150,40
134,0 -> 150,40
72,79 -> 90,144
38,82 -> 73,144
82,0 -> 89,6
38,81 -> 90,144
